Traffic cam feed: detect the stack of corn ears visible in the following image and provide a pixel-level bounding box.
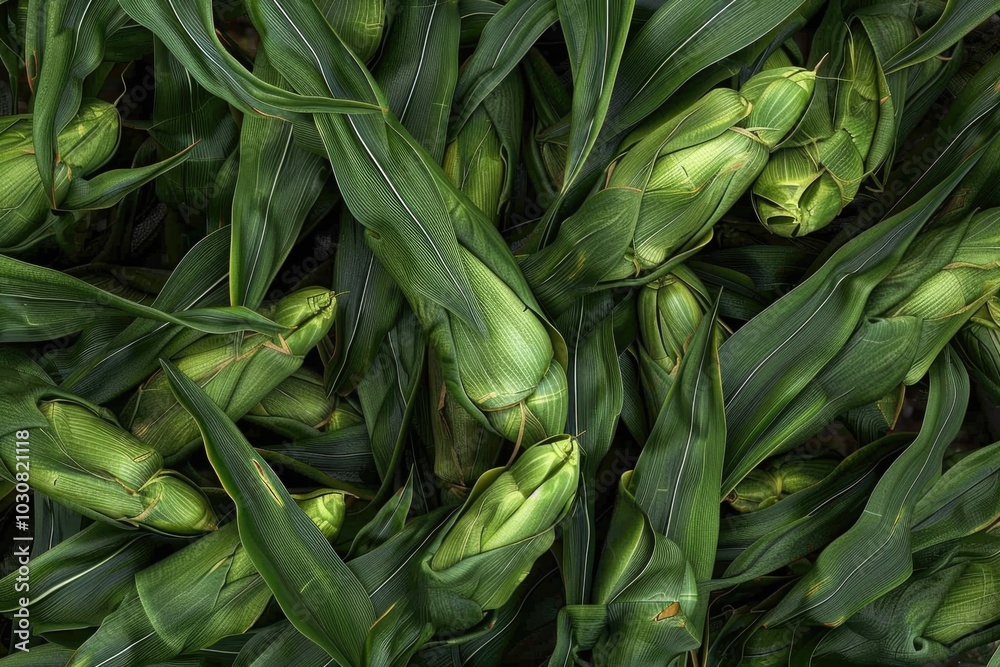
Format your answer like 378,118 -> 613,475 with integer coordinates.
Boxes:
2,1 -> 1000,666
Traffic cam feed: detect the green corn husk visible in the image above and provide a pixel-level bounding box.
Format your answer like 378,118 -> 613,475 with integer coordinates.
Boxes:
0,523 -> 154,634
428,350 -> 503,503
244,367 -> 363,439
419,435 -> 579,633
867,207 -> 1000,385
636,265 -> 711,414
35,401 -> 217,535
443,71 -> 523,225
752,127 -> 865,237
68,490 -> 346,667
752,27 -> 881,237
0,99 -> 118,247
726,458 -> 839,513
522,66 -> 815,316
0,350 -> 216,535
445,240 -> 569,447
430,71 -> 525,500
121,287 -> 337,460
750,0 -> 933,237
246,368 -> 334,429
956,298 -> 1000,404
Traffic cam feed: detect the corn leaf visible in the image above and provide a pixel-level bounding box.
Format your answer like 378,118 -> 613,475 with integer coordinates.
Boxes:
0,522 -> 153,634
0,253 -> 280,344
329,0 -> 458,394
25,0 -> 127,196
765,348 -> 970,628
329,212 -> 405,395
710,434 -> 908,589
912,437 -> 1000,552
60,144 -> 196,211
162,359 -> 375,667
232,621 -> 331,667
557,293 -> 630,606
557,0 -> 634,189
60,227 -> 233,403
450,0 -> 558,138
611,0 -> 809,130
884,0 -> 1000,73
890,50 -> 1000,217
721,315 -> 922,494
720,171 -> 971,492
149,38 -> 239,212
116,0 -> 382,118
356,310 -> 427,486
632,297 -> 724,572
229,47 -> 328,310
377,0 -> 460,163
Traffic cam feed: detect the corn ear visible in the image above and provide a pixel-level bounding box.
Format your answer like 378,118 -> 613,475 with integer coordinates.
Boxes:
448,248 -> 568,444
245,368 -> 364,439
636,265 -> 711,413
727,457 -> 838,513
1,398 -> 216,536
68,490 -> 345,667
523,67 -> 815,315
752,128 -> 865,237
121,287 -> 337,459
420,435 -> 579,632
0,99 -> 118,247
443,71 -> 524,224
431,69 -> 537,486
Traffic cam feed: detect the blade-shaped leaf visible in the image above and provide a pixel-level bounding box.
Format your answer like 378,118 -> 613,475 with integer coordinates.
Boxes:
161,359 -> 375,667
60,143 -> 196,211
632,297 -> 724,579
25,0 -> 127,196
149,37 -> 239,212
377,0 -> 460,163
884,0 -> 1000,72
60,226 -> 232,403
721,315 -> 922,494
720,170 -> 972,489
244,0 -> 488,330
610,0 -> 809,131
765,348 -> 969,628
229,46 -> 328,310
450,0 -> 558,138
557,293 -> 630,606
556,0 -> 634,188
0,253 -> 280,343
117,0 -> 382,118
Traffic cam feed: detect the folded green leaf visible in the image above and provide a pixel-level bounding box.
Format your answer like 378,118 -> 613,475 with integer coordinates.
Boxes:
884,0 -> 1000,72
765,348 -> 970,628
